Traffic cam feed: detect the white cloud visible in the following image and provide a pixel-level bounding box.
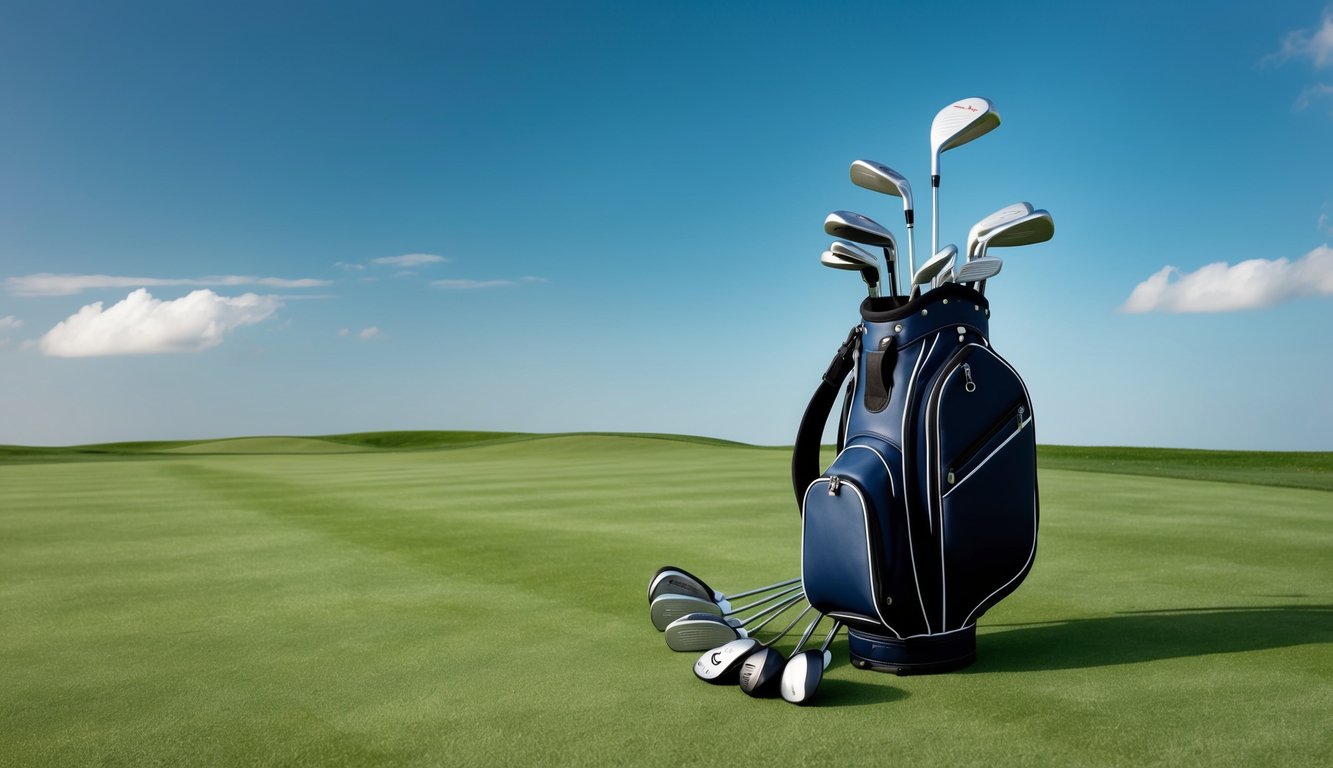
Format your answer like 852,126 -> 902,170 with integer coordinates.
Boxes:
430,276 -> 545,290
1264,8 -> 1333,68
39,289 -> 281,357
371,253 -> 447,268
338,326 -> 380,340
5,273 -> 330,297
334,262 -> 365,272
1296,82 -> 1333,110
0,315 -> 19,349
1121,246 -> 1333,313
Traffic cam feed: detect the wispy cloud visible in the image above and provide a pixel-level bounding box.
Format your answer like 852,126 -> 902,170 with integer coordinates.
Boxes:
0,314 -> 20,349
371,253 -> 447,268
1262,7 -> 1333,69
1297,82 -> 1333,111
334,261 -> 365,272
430,276 -> 546,290
1121,246 -> 1333,313
38,289 -> 281,357
1262,7 -> 1333,113
337,326 -> 380,340
6,273 -> 330,297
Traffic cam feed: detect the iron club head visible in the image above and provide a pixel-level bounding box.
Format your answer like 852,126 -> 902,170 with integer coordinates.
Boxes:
966,202 -> 1033,259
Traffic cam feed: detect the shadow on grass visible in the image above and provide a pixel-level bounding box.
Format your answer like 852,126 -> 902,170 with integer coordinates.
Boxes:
972,605 -> 1333,673
816,676 -> 911,707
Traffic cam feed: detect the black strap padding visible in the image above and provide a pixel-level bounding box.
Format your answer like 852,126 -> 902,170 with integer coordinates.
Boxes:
791,325 -> 860,511
864,351 -> 888,412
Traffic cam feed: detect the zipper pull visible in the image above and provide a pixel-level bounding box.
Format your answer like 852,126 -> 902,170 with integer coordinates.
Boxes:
828,476 -> 841,496
947,470 -> 956,485
1017,405 -> 1027,428
963,363 -> 976,393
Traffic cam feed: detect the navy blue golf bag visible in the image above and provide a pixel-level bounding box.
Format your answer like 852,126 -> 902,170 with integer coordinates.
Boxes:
792,283 -> 1038,674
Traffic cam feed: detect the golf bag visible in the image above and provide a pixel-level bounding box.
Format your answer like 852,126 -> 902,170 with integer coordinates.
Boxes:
791,284 -> 1038,674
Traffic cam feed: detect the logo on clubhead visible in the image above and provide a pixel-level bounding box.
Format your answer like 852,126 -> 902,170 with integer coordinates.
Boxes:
710,652 -> 723,665
954,104 -> 978,112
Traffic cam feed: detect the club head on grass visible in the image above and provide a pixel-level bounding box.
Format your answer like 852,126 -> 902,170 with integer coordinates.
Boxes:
665,613 -> 745,652
647,566 -> 718,604
737,646 -> 786,697
650,594 -> 722,631
693,638 -> 761,684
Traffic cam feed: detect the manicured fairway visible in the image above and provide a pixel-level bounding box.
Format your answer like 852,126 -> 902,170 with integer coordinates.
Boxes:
1,434 -> 1329,767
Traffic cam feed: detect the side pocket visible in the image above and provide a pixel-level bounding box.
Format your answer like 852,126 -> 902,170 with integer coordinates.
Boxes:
939,413 -> 1037,630
928,349 -> 1039,632
801,439 -> 918,636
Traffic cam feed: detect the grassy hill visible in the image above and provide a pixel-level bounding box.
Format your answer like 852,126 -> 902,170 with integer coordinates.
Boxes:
3,431 -> 1329,491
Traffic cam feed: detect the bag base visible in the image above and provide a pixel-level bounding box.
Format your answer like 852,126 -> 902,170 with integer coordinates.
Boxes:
847,625 -> 976,675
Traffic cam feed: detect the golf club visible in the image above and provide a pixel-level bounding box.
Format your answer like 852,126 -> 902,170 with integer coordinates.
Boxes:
780,620 -> 844,705
693,603 -> 816,685
952,256 -> 1003,288
973,209 -> 1055,259
650,582 -> 803,631
930,97 -> 1001,257
646,567 -> 799,606
931,250 -> 957,289
823,210 -> 897,294
965,202 -> 1033,260
664,593 -> 807,652
850,159 -> 915,288
824,242 -> 882,298
738,612 -> 825,698
911,243 -> 957,298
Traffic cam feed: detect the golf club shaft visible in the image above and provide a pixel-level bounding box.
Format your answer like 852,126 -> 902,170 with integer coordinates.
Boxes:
724,584 -> 803,618
722,577 -> 801,602
760,603 -> 815,646
737,593 -> 806,630
818,620 -> 843,653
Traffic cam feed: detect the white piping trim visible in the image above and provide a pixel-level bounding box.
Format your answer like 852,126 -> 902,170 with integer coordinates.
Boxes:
802,476 -> 901,639
932,346 -> 1039,631
942,415 -> 1032,499
962,487 -> 1039,627
899,335 -> 939,635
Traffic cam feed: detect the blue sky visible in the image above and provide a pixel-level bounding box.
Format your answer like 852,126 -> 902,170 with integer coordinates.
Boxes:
1,0 -> 1331,450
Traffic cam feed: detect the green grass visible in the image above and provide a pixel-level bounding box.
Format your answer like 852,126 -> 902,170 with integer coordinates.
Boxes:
1,433 -> 1329,767
1039,444 -> 1333,492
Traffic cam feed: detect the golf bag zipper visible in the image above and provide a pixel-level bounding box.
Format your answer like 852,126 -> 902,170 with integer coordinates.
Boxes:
946,401 -> 1027,487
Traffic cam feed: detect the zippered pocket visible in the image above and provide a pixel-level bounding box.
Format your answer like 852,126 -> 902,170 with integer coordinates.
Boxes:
920,343 -> 1039,632
801,441 -> 902,630
944,401 -> 1029,493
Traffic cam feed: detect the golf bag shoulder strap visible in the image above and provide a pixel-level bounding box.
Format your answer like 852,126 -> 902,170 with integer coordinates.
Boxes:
791,324 -> 861,510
